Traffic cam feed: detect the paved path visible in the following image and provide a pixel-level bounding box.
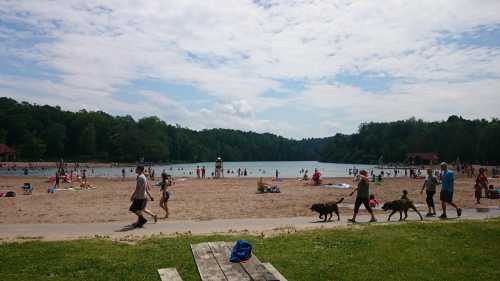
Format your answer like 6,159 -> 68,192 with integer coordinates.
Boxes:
1,207 -> 499,241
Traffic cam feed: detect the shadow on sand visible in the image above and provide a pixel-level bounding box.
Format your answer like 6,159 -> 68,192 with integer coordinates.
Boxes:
310,220 -> 341,224
115,224 -> 138,232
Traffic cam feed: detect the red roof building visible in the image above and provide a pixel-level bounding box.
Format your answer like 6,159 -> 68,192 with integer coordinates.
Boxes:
406,152 -> 439,165
0,144 -> 16,161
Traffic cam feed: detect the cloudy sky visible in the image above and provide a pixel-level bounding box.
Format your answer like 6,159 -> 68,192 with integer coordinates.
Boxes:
1,1 -> 500,138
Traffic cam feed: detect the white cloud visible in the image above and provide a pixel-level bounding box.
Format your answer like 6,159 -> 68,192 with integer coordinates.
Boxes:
0,0 -> 500,138
296,78 -> 500,135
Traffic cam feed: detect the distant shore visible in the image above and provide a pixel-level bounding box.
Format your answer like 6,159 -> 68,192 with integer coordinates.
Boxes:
0,161 -> 136,169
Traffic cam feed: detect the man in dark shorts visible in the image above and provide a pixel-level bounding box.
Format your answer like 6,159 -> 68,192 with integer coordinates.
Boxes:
439,162 -> 462,219
348,170 -> 377,223
129,166 -> 153,227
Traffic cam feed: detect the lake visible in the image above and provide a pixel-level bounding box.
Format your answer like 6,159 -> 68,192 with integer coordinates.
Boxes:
0,161 -> 412,178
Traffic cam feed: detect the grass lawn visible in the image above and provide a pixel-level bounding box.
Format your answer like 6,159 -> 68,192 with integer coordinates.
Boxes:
1,220 -> 499,281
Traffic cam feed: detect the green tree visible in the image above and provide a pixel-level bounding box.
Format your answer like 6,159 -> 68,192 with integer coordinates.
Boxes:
79,124 -> 97,157
19,133 -> 46,160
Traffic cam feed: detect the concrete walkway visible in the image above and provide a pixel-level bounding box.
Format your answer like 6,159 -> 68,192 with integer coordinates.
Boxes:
1,207 -> 499,241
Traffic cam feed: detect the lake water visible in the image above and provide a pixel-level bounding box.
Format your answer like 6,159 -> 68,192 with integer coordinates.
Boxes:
0,161 -> 412,178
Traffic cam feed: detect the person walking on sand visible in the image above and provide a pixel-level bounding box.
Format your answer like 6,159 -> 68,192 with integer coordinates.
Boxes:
129,166 -> 156,228
439,162 -> 462,219
348,170 -> 377,223
122,168 -> 125,180
420,168 -> 438,217
476,168 -> 489,198
159,172 -> 172,218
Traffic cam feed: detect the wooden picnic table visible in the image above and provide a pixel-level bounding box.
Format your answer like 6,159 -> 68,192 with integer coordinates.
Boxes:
191,241 -> 287,281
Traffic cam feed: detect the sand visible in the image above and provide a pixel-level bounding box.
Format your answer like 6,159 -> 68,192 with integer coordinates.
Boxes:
0,175 -> 498,224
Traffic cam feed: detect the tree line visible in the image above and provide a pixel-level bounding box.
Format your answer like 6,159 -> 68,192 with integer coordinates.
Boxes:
1,97 -> 498,164
320,116 -> 500,165
0,97 -> 323,162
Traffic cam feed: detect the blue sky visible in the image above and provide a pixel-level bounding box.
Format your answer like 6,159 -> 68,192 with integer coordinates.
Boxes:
1,1 -> 500,138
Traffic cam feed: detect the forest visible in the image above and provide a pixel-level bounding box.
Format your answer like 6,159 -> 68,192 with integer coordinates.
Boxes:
0,97 -> 323,162
1,97 -> 499,164
320,116 -> 500,165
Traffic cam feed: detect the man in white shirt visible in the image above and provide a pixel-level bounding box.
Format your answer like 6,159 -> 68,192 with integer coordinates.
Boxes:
129,166 -> 154,227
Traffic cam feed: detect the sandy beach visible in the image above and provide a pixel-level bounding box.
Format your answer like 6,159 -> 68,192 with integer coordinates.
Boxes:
0,175 -> 498,224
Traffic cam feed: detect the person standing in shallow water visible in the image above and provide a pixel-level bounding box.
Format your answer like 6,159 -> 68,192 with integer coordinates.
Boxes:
439,162 -> 462,219
348,170 -> 377,223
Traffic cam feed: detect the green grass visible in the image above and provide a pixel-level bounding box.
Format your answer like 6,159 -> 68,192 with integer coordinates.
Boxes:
1,220 -> 500,281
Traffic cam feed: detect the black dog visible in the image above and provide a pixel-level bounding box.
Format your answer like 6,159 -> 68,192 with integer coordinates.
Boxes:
381,199 -> 423,221
310,198 -> 344,222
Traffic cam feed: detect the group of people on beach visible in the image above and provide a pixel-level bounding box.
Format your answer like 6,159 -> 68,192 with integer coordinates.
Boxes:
347,162 -> 462,223
126,160 -> 499,226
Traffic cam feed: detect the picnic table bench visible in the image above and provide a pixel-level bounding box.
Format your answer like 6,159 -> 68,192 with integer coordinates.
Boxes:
192,241 -> 287,281
158,241 -> 287,281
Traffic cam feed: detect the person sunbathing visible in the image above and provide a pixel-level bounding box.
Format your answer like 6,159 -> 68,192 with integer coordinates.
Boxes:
257,178 -> 280,193
257,177 -> 271,193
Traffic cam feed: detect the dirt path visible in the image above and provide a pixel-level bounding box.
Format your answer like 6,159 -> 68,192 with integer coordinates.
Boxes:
1,207 -> 499,242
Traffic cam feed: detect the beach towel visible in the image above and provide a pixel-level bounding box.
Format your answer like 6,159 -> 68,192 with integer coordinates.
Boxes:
320,183 -> 351,189
230,240 -> 252,263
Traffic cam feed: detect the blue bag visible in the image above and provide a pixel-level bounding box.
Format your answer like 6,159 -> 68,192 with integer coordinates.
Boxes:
229,240 -> 252,263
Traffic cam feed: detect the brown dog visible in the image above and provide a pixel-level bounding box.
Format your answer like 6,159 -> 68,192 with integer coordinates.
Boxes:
310,198 -> 344,222
381,199 -> 423,221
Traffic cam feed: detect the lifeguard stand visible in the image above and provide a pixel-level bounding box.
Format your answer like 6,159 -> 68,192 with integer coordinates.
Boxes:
214,157 -> 223,178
